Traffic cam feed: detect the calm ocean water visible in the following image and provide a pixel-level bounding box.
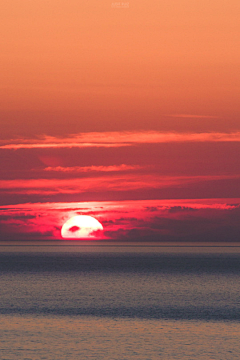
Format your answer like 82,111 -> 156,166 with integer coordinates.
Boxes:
0,245 -> 240,359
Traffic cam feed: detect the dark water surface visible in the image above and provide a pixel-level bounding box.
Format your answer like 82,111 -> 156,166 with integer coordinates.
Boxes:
0,245 -> 240,359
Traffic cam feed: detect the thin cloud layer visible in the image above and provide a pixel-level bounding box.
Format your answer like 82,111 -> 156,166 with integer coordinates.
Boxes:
43,164 -> 142,172
1,131 -> 240,149
1,174 -> 239,196
166,114 -> 219,118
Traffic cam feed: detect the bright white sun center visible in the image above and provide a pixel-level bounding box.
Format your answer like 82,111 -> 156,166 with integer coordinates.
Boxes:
61,215 -> 103,239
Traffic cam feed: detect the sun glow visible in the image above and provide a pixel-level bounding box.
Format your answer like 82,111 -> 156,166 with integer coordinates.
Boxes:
61,215 -> 103,239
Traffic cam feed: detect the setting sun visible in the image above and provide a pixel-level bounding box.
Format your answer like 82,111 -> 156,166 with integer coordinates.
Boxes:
61,215 -> 103,239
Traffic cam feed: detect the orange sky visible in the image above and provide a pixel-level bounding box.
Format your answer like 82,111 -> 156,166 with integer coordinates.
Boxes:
0,0 -> 240,240
1,0 -> 240,135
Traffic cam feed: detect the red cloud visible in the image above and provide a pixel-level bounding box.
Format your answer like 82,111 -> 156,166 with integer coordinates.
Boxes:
43,164 -> 143,172
1,131 -> 240,150
1,174 -> 240,196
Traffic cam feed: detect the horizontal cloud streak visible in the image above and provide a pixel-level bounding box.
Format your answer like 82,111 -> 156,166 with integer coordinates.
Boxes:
1,131 -> 240,150
1,198 -> 238,211
166,114 -> 219,118
43,164 -> 142,172
1,174 -> 240,195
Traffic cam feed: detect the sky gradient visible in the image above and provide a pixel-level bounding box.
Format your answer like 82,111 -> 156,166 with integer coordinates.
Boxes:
1,0 -> 240,241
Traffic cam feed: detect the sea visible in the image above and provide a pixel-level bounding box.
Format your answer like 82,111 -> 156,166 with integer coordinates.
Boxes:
0,243 -> 240,360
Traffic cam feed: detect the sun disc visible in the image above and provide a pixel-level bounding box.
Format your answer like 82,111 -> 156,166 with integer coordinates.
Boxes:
61,215 -> 103,239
